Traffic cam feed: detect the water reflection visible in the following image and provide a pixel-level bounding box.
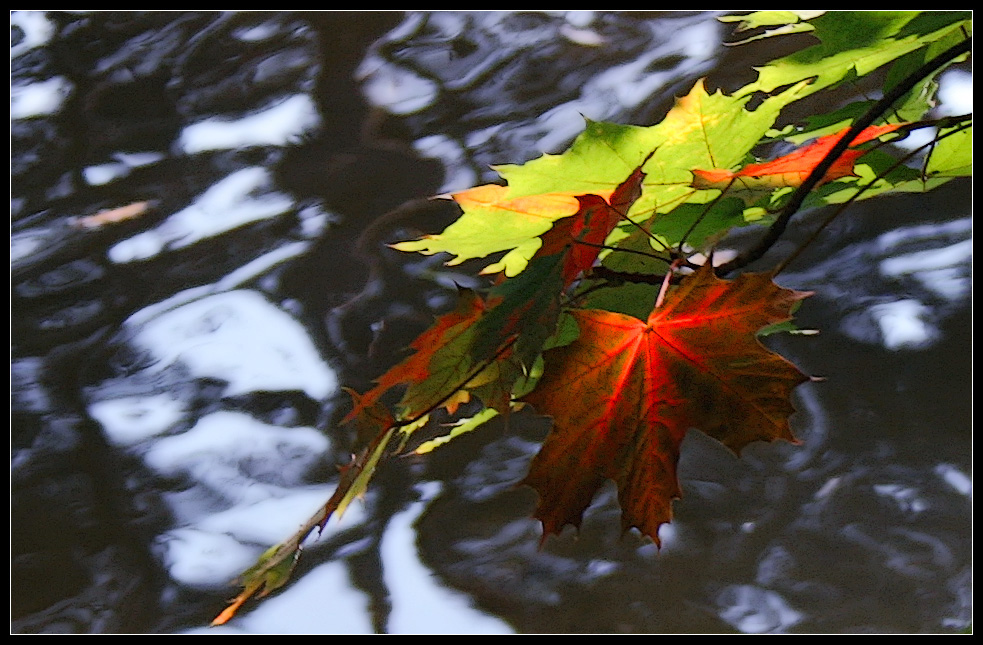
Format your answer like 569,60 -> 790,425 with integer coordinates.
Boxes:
781,216 -> 971,351
11,10 -> 971,634
359,11 -> 721,191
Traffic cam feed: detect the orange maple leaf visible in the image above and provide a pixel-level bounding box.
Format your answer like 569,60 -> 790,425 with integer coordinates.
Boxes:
448,183 -> 612,221
521,263 -> 812,544
691,123 -> 907,193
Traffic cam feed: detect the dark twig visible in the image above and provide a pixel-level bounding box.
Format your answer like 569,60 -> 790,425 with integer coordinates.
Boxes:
773,119 -> 972,276
715,37 -> 971,277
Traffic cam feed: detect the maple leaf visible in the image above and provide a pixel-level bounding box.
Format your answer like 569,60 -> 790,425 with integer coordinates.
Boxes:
521,263 -> 812,544
536,152 -> 651,287
392,79 -> 813,274
392,184 -> 622,279
352,157 -> 653,424
393,185 -> 612,276
690,123 -> 908,197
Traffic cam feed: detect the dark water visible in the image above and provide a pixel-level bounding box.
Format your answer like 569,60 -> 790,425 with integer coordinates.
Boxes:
11,11 -> 971,634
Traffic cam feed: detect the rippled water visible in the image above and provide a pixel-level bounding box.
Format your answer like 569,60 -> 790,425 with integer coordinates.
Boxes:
11,11 -> 971,634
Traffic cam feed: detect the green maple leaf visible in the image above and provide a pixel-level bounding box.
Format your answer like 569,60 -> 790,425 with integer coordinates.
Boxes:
394,78 -> 812,275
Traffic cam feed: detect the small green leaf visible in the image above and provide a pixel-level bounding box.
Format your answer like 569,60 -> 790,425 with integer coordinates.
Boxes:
926,125 -> 973,177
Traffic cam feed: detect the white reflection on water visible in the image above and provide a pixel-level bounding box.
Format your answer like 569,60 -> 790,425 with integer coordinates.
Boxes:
716,584 -> 802,634
867,299 -> 937,350
127,290 -> 335,399
196,561 -> 375,634
87,290 -> 342,594
937,69 -> 973,117
108,168 -> 295,263
382,483 -> 514,634
10,10 -> 56,58
358,11 -> 720,193
784,217 -> 970,352
10,76 -> 73,119
178,94 -> 320,154
86,281 -> 511,633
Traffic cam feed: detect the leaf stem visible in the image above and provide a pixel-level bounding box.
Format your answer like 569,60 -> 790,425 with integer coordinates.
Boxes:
574,239 -> 673,263
677,176 -> 737,252
655,259 -> 685,308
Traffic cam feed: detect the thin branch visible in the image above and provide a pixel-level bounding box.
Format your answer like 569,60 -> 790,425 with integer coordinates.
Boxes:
772,119 -> 972,276
716,36 -> 971,277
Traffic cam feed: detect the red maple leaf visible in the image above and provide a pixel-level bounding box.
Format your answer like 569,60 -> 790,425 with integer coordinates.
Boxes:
521,263 -> 813,544
691,123 -> 907,193
535,152 -> 651,286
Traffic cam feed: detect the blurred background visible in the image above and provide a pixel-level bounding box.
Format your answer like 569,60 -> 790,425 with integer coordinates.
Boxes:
11,11 -> 971,634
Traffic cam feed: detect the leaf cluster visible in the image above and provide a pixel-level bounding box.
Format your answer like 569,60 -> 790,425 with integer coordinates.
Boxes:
215,11 -> 970,624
